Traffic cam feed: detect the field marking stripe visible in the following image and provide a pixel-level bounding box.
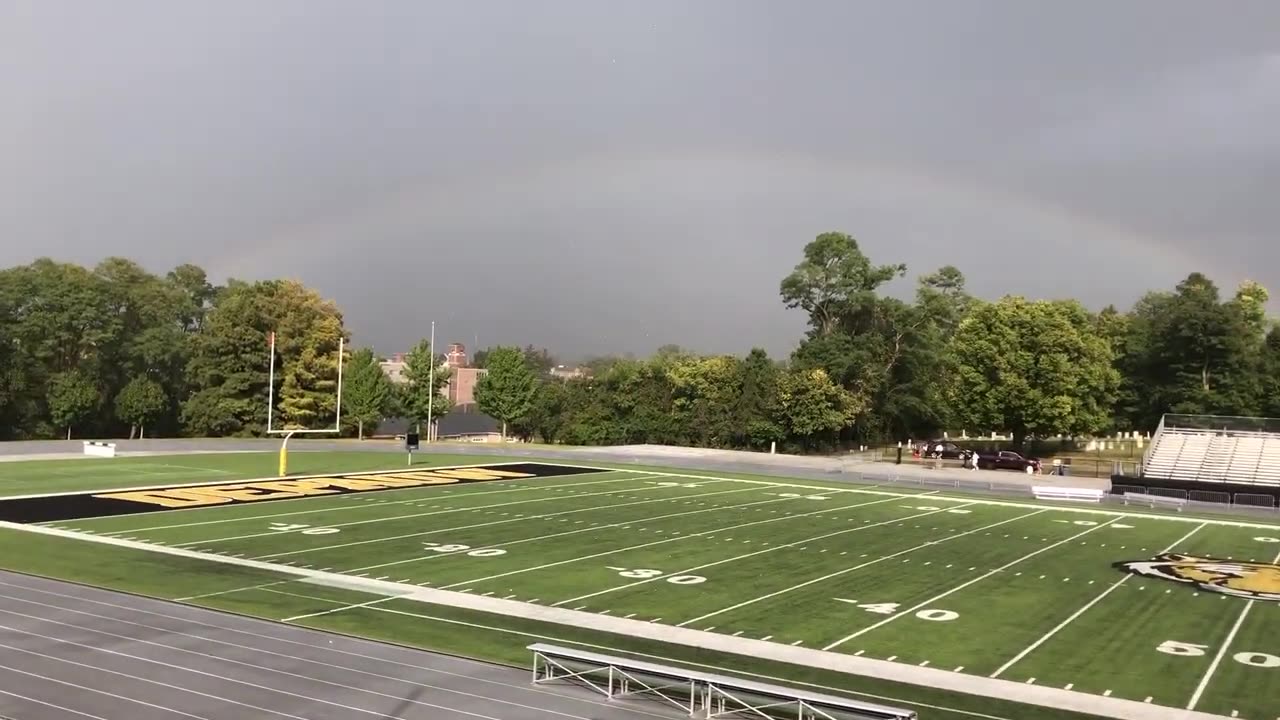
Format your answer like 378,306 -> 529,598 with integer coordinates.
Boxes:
103,473 -> 642,535
544,462 -> 1280,530
174,474 -> 676,547
10,459 -> 559,502
439,491 -> 944,590
990,521 -> 1209,678
822,516 -> 1126,650
0,523 -> 1228,720
0,649 -> 296,720
343,487 -> 811,575
557,501 -> 982,608
677,507 -> 1041,627
0,581 -> 677,720
1184,546 -> 1280,710
282,595 -> 405,622
0,689 -> 110,720
0,620 -> 507,720
250,480 -> 752,561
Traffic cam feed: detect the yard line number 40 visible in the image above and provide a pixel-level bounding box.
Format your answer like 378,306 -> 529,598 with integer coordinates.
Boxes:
1157,641 -> 1279,668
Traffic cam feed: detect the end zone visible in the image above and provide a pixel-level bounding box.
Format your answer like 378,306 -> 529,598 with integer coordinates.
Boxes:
0,463 -> 609,524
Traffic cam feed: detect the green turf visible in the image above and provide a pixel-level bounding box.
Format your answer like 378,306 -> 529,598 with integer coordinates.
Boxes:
0,450 -> 489,496
2,454 -> 1279,720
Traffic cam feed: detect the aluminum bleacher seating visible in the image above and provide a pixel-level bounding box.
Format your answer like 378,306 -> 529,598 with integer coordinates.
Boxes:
1142,421 -> 1280,488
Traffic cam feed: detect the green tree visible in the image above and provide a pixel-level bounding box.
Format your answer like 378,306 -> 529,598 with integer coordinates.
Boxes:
341,348 -> 393,439
732,348 -> 784,449
114,377 -> 168,438
1114,274 -> 1263,429
48,370 -> 100,440
475,346 -> 539,439
400,338 -> 452,435
773,367 -> 859,451
949,297 -> 1119,447
780,231 -> 905,337
183,279 -> 346,436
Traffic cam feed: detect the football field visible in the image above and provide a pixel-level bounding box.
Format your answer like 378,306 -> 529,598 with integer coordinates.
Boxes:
2,458 -> 1278,720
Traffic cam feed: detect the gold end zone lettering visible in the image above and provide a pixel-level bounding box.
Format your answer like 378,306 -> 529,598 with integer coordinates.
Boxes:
250,480 -> 345,497
92,489 -> 236,509
76,464 -> 584,515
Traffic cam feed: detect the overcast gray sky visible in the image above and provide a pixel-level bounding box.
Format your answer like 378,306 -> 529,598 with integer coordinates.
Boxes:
2,1 -> 1276,360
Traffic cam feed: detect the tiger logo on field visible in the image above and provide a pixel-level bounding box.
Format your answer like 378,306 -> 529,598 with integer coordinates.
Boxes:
1113,553 -> 1280,601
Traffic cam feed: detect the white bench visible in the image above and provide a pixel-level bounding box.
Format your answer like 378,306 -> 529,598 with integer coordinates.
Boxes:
1032,486 -> 1105,503
1122,492 -> 1186,511
82,441 -> 117,458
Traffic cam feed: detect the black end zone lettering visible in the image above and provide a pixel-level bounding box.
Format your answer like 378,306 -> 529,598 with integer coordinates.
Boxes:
0,462 -> 606,523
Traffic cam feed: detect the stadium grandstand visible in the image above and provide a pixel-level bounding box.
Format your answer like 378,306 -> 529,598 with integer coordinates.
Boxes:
1123,414 -> 1280,508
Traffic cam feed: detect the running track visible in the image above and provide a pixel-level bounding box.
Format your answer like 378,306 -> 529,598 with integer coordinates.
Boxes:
0,571 -> 670,720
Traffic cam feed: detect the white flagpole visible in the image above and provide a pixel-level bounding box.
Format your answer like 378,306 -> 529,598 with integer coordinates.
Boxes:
266,331 -> 276,433
426,321 -> 435,443
334,337 -> 344,431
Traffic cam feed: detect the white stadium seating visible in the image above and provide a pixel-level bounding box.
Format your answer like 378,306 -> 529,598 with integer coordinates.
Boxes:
1142,424 -> 1280,487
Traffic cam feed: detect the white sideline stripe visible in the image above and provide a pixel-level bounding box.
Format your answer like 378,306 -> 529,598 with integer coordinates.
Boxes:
0,582 -> 1006,720
1185,547 -> 1280,710
0,653 -> 293,719
177,474 -> 677,547
252,482 -> 759,561
0,689 -> 109,720
0,629 -> 504,720
439,491 -> 942,590
558,502 -> 984,608
822,516 -> 1126,651
13,459 -> 551,503
543,463 -> 1280,530
678,508 -> 1042,627
0,522 -> 1230,720
104,473 -> 642,534
343,487 -> 814,575
989,522 -> 1209,678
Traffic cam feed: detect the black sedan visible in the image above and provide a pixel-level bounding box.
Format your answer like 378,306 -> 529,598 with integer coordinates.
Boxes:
976,450 -> 1041,473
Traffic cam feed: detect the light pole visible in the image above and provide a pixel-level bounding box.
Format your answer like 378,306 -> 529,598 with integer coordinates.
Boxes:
426,320 -> 435,442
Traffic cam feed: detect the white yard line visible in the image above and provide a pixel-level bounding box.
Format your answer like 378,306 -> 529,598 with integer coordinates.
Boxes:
545,463 -> 1280,530
102,474 -> 643,534
250,483 -> 763,561
439,492 -> 946,590
555,502 -> 987,608
1184,546 -> 1280,711
677,508 -> 1044,627
342,489 -> 823,575
990,521 -> 1209,678
174,474 -> 681,547
822,516 -> 1126,651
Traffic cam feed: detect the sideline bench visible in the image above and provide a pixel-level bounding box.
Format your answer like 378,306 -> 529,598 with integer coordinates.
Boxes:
1031,486 -> 1105,503
1122,492 -> 1187,511
82,441 -> 117,458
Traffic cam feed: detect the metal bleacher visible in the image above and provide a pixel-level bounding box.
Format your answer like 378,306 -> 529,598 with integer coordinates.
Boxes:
1142,415 -> 1280,488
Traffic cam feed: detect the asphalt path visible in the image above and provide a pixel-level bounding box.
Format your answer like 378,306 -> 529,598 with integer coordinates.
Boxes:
0,571 -> 673,720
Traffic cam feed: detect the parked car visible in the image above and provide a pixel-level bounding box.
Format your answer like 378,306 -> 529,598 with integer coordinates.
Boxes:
977,450 -> 1041,473
922,441 -> 971,460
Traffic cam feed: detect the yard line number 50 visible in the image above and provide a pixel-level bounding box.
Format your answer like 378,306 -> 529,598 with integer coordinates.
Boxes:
1157,641 -> 1280,668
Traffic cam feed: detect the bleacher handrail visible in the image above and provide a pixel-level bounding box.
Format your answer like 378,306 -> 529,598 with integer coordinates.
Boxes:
527,643 -> 917,720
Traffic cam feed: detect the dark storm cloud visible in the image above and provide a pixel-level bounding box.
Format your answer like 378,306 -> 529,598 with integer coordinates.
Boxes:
2,1 -> 1276,358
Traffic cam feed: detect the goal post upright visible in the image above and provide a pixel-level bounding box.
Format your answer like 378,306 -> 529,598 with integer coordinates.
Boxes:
265,330 -> 345,477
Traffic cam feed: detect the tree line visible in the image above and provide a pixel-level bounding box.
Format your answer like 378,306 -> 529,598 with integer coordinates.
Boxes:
1,237 -> 1276,450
